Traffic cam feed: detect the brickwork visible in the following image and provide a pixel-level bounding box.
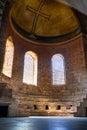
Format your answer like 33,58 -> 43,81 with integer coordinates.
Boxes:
1,21 -> 87,116
0,2 -> 87,117
0,1 -> 11,80
4,24 -> 86,95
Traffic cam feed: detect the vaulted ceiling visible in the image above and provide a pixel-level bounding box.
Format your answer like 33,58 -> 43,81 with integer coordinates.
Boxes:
0,0 -> 87,42
10,0 -> 80,43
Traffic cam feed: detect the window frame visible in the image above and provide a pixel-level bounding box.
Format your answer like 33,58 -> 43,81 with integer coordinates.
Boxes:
51,53 -> 66,86
2,36 -> 14,78
23,51 -> 38,86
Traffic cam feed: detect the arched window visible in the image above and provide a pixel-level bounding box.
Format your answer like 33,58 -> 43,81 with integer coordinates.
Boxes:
52,54 -> 66,85
23,51 -> 37,86
2,36 -> 14,78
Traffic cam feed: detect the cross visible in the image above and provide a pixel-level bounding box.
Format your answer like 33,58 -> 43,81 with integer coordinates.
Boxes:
26,0 -> 50,34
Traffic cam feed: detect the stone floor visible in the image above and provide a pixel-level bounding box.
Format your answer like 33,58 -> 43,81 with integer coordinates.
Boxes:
0,117 -> 87,130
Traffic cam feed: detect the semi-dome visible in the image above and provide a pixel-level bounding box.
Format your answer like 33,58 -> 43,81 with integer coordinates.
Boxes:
10,0 -> 80,43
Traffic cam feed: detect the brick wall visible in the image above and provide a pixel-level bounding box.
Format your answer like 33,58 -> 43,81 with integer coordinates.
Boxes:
0,3 -> 87,116
2,20 -> 86,97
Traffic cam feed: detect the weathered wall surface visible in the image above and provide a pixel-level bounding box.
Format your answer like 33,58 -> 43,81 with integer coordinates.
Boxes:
4,24 -> 85,97
2,22 -> 87,116
0,2 -> 87,117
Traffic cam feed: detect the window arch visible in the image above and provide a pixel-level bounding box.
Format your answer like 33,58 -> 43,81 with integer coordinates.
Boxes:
2,36 -> 14,78
23,51 -> 38,86
51,54 -> 66,85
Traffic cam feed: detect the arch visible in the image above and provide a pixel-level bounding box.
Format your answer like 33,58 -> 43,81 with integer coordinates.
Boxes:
2,36 -> 14,78
23,51 -> 38,86
51,54 -> 66,85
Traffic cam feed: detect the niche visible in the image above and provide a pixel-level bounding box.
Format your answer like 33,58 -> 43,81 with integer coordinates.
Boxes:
45,105 -> 49,110
0,105 -> 8,117
56,105 -> 61,110
34,105 -> 38,110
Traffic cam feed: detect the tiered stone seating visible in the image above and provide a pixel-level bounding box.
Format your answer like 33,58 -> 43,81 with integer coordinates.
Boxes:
2,75 -> 87,116
12,94 -> 80,117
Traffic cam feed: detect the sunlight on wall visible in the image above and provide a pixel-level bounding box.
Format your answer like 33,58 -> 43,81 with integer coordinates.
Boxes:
2,36 -> 14,78
52,54 -> 66,85
23,51 -> 38,86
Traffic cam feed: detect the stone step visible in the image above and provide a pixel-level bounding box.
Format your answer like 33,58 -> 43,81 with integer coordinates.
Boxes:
13,94 -> 84,103
29,112 -> 74,117
12,94 -> 86,109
